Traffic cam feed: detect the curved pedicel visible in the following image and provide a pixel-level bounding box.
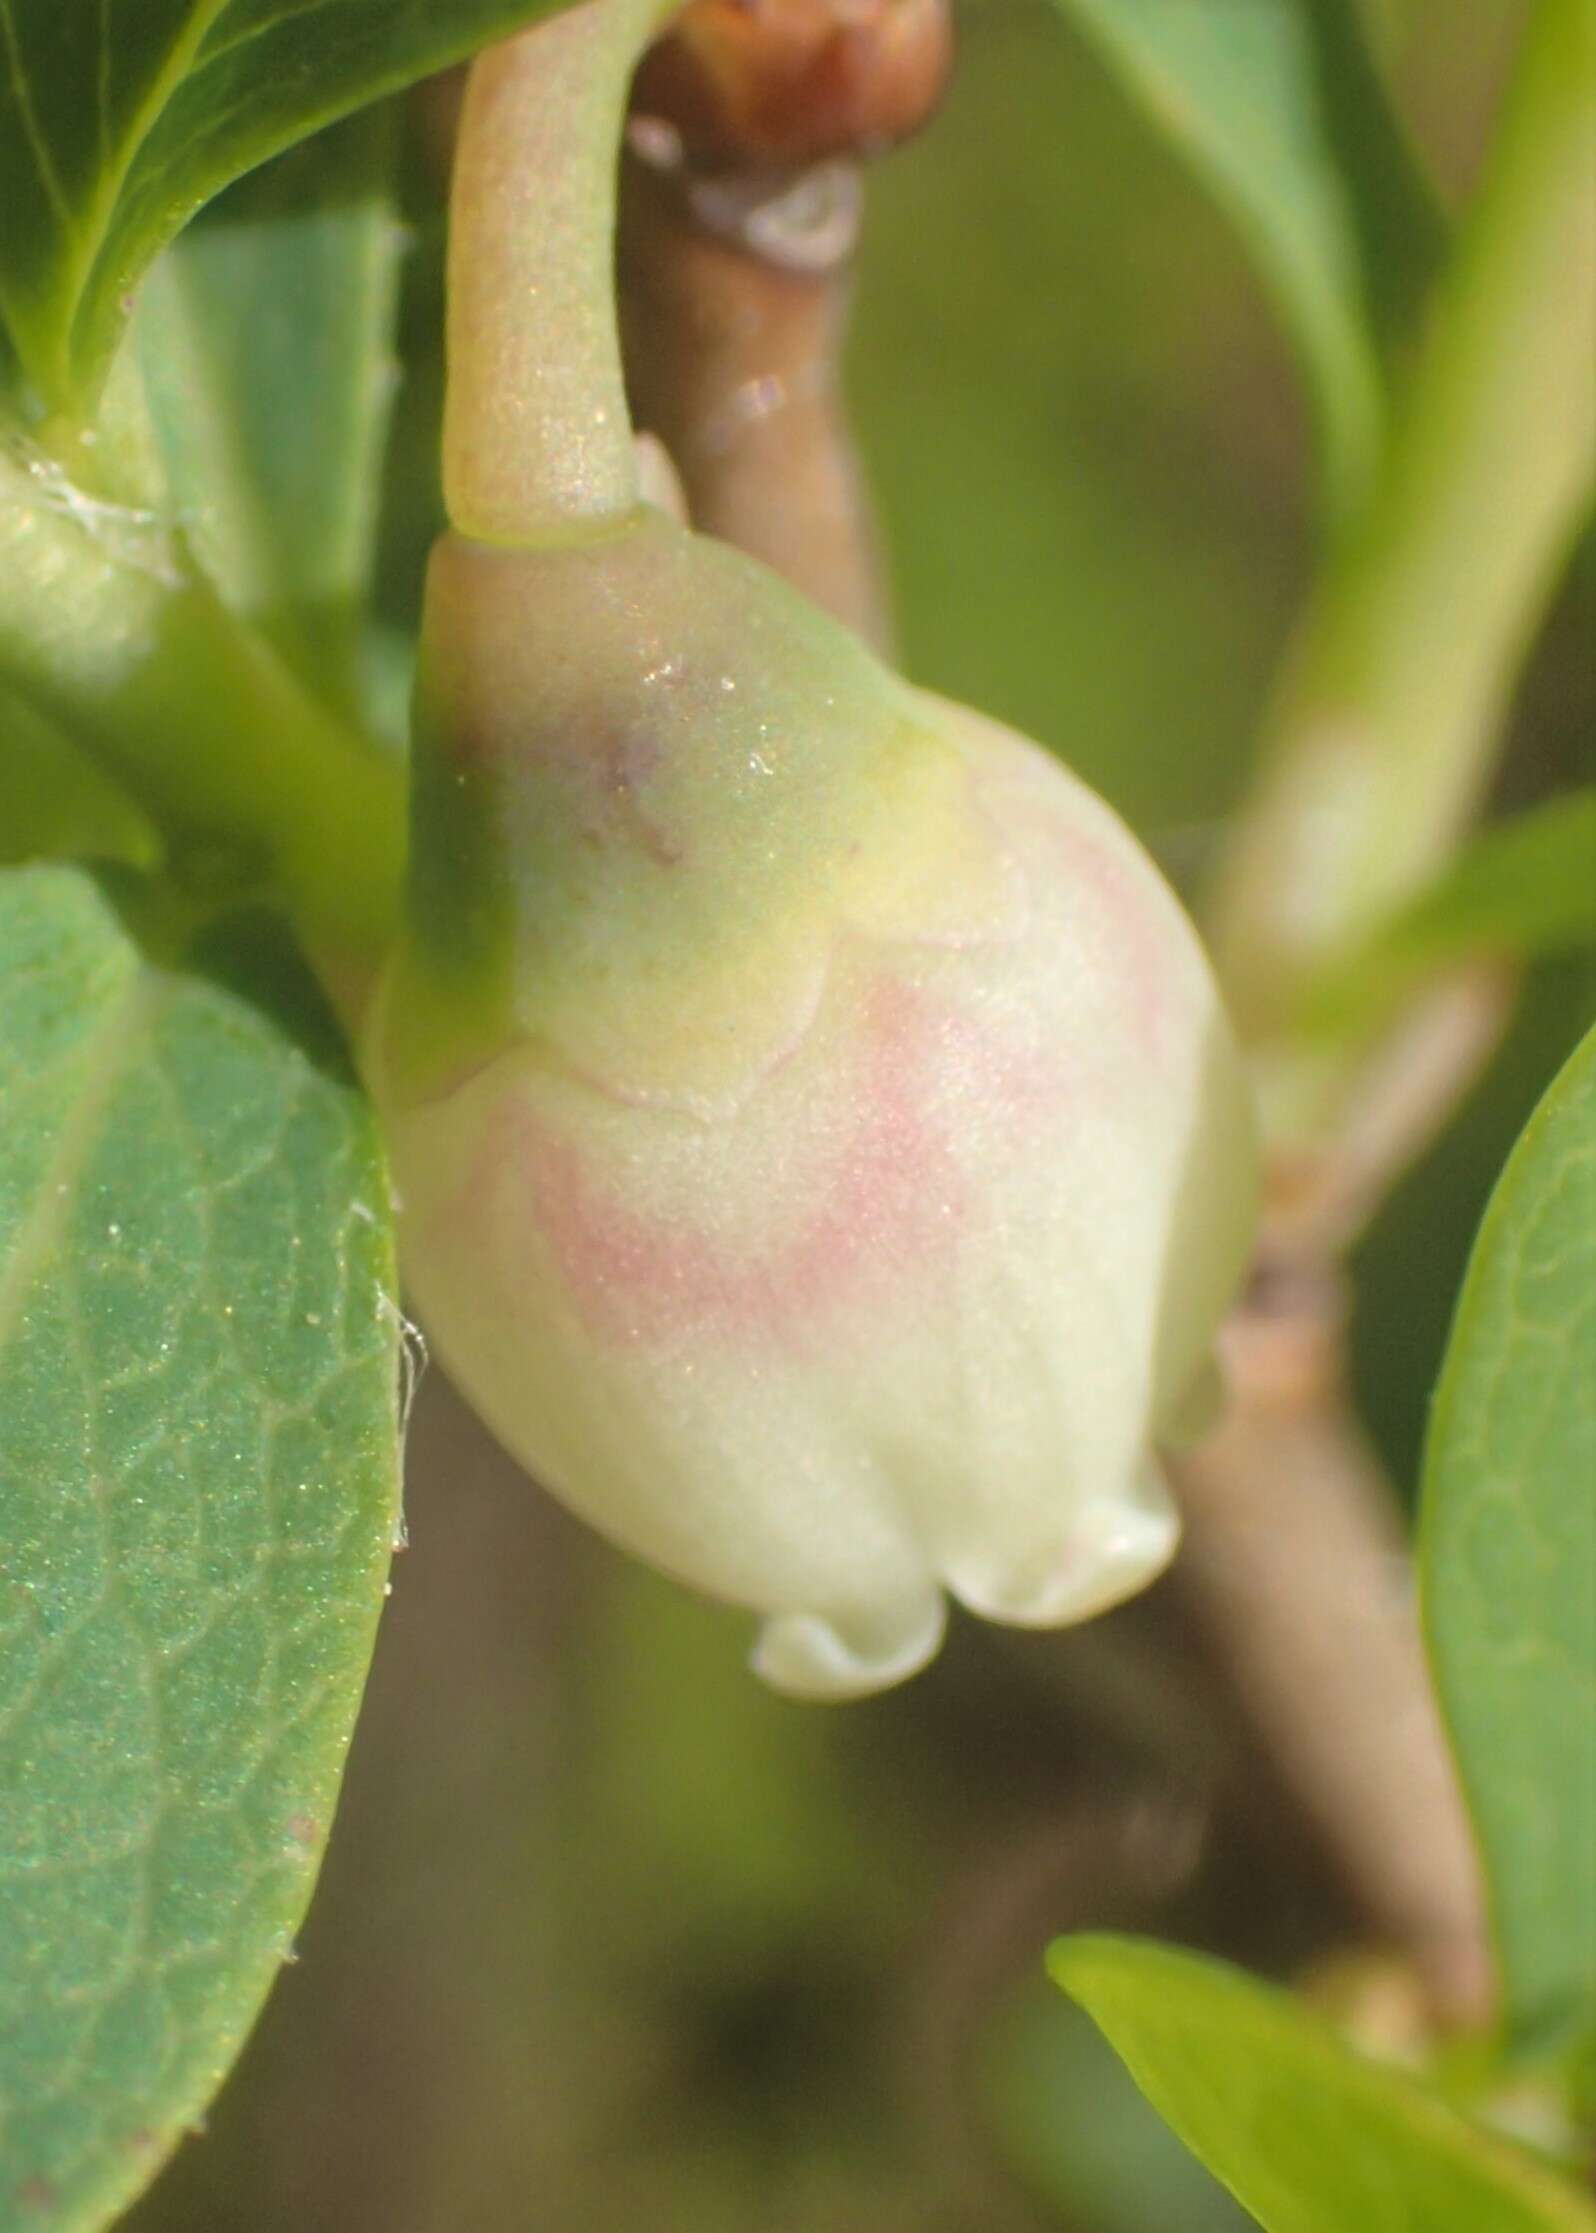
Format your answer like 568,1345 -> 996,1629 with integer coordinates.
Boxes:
368,0 -> 1260,1697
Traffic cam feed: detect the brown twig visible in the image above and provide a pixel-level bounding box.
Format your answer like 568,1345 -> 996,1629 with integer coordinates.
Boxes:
1161,968 -> 1511,2025
1170,1252 -> 1491,2025
617,0 -> 950,647
619,137 -> 896,647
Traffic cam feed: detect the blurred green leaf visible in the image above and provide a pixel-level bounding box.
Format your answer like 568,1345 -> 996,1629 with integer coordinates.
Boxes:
1051,1934 -> 1596,2231
0,0 -> 568,419
137,108 -> 403,719
986,1979 -> 1252,2233
0,691 -> 161,870
1305,790 -> 1596,1033
1046,0 -> 1442,519
1422,1024 -> 1596,2058
0,864 -> 399,2231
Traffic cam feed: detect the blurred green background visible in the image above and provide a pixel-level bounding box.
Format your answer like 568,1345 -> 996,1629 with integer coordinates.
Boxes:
123,2 -> 1590,2227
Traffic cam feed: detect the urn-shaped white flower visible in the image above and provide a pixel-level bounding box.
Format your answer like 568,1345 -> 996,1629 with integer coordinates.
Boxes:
369,0 -> 1259,1696
374,517 -> 1257,1696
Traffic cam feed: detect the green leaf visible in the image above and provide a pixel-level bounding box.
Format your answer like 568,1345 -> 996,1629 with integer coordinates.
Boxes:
136,106 -> 403,718
1422,1025 -> 1596,2058
1304,791 -> 1596,1034
987,1979 -> 1253,2233
0,0 -> 569,420
1046,0 -> 1442,520
0,864 -> 400,2231
0,693 -> 161,872
1050,1935 -> 1596,2233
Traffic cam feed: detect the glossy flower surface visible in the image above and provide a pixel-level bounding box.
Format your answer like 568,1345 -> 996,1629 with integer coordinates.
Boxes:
372,508 -> 1257,1697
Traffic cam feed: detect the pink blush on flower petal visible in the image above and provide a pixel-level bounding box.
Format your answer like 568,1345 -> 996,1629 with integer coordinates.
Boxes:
484,976 -> 970,1350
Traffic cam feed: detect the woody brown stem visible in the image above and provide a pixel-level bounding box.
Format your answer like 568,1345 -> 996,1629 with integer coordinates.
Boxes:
614,0 -> 951,645
1171,1254 -> 1491,2025
1157,970 -> 1510,2024
619,137 -> 894,646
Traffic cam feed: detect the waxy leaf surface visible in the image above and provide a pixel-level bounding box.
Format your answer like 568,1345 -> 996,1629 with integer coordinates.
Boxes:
0,0 -> 566,415
1423,1024 -> 1596,2056
0,865 -> 399,2231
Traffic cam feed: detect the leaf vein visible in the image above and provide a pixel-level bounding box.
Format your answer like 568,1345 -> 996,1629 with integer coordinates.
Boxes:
0,0 -> 71,226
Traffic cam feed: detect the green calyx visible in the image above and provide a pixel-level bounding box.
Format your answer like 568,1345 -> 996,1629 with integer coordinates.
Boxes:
378,502 -> 1011,1114
377,0 -> 1016,1116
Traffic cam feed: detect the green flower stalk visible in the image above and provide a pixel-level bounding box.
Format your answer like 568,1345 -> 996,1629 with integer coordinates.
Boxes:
369,0 -> 1259,1696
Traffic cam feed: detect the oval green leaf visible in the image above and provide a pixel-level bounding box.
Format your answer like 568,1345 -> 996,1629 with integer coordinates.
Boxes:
0,865 -> 400,2231
1422,1024 -> 1596,2057
0,0 -> 568,419
1050,1934 -> 1596,2233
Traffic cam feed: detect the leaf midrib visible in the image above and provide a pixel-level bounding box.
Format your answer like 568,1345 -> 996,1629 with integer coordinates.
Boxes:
3,0 -> 235,403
